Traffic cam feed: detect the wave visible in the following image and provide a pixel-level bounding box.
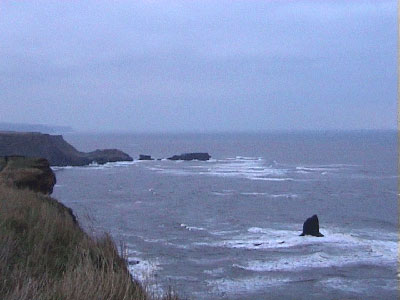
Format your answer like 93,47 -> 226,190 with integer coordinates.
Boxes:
54,155 -> 368,184
207,268 -> 397,297
211,191 -> 234,196
52,161 -> 138,171
320,277 -> 396,293
197,227 -> 397,271
212,191 -> 299,198
239,192 -> 298,198
251,177 -> 293,181
127,255 -> 163,295
270,194 -> 298,198
145,156 -> 292,182
240,192 -> 269,196
206,276 -> 290,295
140,156 -> 369,183
203,267 -> 225,276
180,223 -> 205,231
233,242 -> 396,272
293,163 -> 362,176
51,166 -> 74,171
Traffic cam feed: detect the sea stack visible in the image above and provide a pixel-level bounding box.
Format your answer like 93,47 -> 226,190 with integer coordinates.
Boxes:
300,214 -> 324,237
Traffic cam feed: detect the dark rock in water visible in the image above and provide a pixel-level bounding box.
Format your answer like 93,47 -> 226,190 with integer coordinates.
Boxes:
138,154 -> 153,160
0,156 -> 56,194
0,131 -> 133,166
86,149 -> 132,165
253,243 -> 262,246
167,153 -> 211,161
300,214 -> 324,237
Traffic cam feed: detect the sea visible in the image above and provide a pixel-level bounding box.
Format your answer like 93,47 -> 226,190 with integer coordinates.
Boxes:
52,131 -> 398,300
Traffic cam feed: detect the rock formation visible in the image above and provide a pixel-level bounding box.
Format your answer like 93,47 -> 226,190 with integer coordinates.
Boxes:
85,149 -> 133,165
0,131 -> 133,166
138,154 -> 154,160
300,214 -> 324,237
167,153 -> 211,161
0,156 -> 56,194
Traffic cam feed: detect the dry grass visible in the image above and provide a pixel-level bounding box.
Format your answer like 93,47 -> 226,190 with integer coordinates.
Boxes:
0,185 -> 179,300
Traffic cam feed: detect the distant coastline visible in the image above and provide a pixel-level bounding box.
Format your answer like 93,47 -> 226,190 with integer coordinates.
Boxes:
0,122 -> 74,134
0,131 -> 133,166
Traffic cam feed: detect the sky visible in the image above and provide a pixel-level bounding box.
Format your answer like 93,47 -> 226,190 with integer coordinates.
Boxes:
0,0 -> 397,132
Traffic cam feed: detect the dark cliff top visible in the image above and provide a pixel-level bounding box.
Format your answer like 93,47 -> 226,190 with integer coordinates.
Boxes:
0,131 -> 133,166
0,131 -> 44,135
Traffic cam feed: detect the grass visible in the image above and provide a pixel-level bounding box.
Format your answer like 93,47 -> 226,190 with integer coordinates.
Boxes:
0,156 -> 44,170
0,185 -> 179,300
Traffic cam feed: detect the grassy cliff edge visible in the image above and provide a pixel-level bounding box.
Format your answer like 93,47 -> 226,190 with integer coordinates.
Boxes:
0,158 -> 178,300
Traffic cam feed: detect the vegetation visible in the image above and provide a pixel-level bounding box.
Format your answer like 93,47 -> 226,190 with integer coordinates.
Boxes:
0,156 -> 43,170
0,185 -> 178,300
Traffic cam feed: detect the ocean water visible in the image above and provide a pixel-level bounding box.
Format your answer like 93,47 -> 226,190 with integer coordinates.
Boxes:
52,131 -> 398,300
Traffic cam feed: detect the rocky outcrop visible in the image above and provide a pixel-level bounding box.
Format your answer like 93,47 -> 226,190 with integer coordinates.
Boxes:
138,154 -> 154,160
0,156 -> 56,194
300,214 -> 324,237
167,153 -> 211,161
0,131 -> 133,166
86,149 -> 133,164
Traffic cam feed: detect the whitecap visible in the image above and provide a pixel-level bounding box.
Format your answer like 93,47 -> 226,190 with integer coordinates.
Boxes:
51,166 -> 74,171
166,275 -> 199,282
207,276 -> 290,295
127,256 -> 163,295
180,223 -> 205,231
53,161 -> 138,171
235,156 -> 260,160
203,267 -> 225,276
296,166 -> 336,172
251,177 -> 293,181
239,192 -> 298,198
209,229 -> 242,236
320,277 -> 397,293
146,167 -> 164,171
240,192 -> 269,196
270,194 -> 298,198
294,163 -> 359,174
206,158 -> 218,163
208,227 -> 397,272
144,156 -> 292,181
211,191 -> 233,196
232,244 -> 396,272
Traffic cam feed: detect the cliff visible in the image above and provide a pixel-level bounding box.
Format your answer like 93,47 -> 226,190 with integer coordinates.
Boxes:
0,156 -> 178,300
0,131 -> 133,166
0,156 -> 56,194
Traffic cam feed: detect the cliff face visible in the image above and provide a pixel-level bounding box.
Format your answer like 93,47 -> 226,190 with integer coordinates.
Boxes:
0,131 -> 133,166
0,156 -> 56,194
0,168 -> 156,300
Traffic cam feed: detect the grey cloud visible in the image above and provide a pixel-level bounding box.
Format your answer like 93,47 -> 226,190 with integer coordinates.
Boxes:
0,0 -> 396,132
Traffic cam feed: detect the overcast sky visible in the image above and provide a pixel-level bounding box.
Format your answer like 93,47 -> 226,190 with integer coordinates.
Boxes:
0,0 -> 396,132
